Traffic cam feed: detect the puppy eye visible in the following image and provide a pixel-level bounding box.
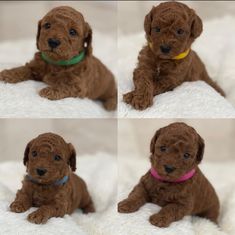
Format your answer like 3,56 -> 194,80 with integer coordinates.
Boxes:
44,23 -> 51,29
183,153 -> 190,159
154,27 -> 161,33
32,151 -> 37,157
177,29 -> 184,35
69,29 -> 77,36
54,155 -> 61,161
160,146 -> 167,152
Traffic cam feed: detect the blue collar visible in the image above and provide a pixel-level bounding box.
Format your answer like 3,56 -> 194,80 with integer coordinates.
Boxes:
54,175 -> 69,186
26,175 -> 69,186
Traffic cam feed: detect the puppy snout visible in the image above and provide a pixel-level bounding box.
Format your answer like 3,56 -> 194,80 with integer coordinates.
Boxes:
48,38 -> 61,49
164,165 -> 175,173
160,45 -> 172,54
36,168 -> 47,176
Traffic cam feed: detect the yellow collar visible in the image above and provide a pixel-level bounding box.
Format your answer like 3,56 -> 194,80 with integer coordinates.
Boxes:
148,42 -> 190,60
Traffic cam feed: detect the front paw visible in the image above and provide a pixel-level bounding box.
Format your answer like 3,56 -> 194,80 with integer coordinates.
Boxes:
27,210 -> 49,224
118,199 -> 140,213
10,201 -> 29,213
0,70 -> 19,83
149,213 -> 172,228
123,91 -> 153,110
39,87 -> 62,100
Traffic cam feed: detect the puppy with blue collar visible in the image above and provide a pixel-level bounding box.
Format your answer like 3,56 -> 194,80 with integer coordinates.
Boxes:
10,132 -> 95,224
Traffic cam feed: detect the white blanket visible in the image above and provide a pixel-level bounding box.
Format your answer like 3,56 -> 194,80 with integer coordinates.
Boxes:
118,16 -> 235,118
0,31 -> 117,118
0,154 -> 235,235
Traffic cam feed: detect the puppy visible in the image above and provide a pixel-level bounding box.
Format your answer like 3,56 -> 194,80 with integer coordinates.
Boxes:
0,6 -> 117,111
118,122 -> 219,227
10,133 -> 95,224
123,2 -> 225,110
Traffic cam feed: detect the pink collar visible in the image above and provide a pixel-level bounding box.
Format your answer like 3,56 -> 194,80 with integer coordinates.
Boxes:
150,167 -> 196,183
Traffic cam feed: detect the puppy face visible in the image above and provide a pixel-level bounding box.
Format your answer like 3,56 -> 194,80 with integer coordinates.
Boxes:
23,133 -> 76,185
150,123 -> 204,181
144,2 -> 202,59
37,6 -> 92,61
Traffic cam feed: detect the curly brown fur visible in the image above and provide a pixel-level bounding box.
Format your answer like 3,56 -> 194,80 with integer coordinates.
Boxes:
118,122 -> 220,227
10,133 -> 95,224
123,2 -> 225,110
0,6 -> 117,111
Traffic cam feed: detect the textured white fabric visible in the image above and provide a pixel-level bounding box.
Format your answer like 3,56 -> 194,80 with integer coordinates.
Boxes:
118,16 -> 235,118
0,31 -> 117,118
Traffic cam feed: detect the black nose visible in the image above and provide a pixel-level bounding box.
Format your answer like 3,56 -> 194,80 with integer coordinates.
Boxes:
36,168 -> 47,176
164,165 -> 175,173
48,38 -> 61,49
160,45 -> 172,54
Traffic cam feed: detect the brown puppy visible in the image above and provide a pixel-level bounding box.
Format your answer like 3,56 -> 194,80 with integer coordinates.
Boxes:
0,6 -> 117,111
123,2 -> 225,110
118,122 -> 219,228
10,133 -> 95,224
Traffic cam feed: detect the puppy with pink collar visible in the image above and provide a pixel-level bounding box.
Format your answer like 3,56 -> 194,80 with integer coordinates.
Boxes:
118,122 -> 219,228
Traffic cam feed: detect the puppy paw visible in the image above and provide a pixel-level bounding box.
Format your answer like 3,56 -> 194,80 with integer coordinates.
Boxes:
123,91 -> 134,104
149,213 -> 171,228
0,70 -> 19,83
27,210 -> 49,224
82,203 -> 95,214
103,97 -> 117,111
118,199 -> 139,213
10,201 -> 29,213
123,91 -> 153,110
39,87 -> 62,100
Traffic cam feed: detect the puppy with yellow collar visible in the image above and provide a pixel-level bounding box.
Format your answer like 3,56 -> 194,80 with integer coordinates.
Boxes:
123,2 -> 225,110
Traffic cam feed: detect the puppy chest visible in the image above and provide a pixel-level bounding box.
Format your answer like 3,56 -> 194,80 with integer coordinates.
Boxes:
32,187 -> 58,206
147,184 -> 182,206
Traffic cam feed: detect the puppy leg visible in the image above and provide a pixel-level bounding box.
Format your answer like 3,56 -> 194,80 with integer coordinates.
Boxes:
27,203 -> 67,224
39,84 -> 87,100
79,186 -> 95,213
99,80 -> 117,111
149,202 -> 193,228
123,71 -> 154,110
197,204 -> 219,224
0,66 -> 32,83
10,189 -> 32,213
118,183 -> 149,213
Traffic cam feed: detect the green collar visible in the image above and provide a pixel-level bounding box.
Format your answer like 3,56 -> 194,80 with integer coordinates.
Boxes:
41,50 -> 85,66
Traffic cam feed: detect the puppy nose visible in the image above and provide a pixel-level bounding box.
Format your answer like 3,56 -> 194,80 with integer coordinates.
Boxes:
164,165 -> 175,173
160,45 -> 171,54
36,168 -> 47,176
48,38 -> 61,49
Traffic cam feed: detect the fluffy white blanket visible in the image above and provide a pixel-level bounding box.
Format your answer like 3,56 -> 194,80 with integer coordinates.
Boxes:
0,31 -> 117,118
0,154 -> 234,235
118,16 -> 235,118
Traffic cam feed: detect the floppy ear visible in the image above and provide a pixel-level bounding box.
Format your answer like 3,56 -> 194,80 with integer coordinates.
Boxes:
68,143 -> 76,171
144,7 -> 155,40
150,128 -> 162,154
84,22 -> 92,56
23,140 -> 33,166
196,134 -> 205,163
191,12 -> 203,39
36,20 -> 42,50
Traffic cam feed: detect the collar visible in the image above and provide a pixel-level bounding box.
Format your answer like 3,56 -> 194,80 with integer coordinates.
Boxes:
148,42 -> 190,60
41,50 -> 85,66
150,167 -> 196,183
26,175 -> 69,186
